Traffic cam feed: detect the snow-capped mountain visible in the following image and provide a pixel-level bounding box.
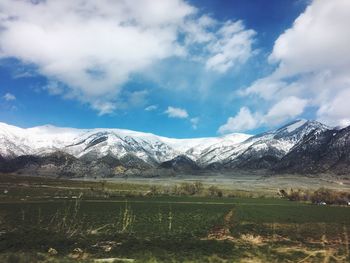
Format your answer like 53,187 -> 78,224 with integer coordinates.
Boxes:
227,119 -> 329,169
197,120 -> 329,169
0,121 -> 250,164
275,125 -> 350,174
1,119 -> 348,177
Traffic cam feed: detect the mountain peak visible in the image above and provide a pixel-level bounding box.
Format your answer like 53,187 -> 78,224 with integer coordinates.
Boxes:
276,119 -> 307,133
274,119 -> 328,136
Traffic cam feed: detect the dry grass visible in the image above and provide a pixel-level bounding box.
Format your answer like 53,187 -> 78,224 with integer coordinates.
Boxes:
205,209 -> 235,241
239,234 -> 264,245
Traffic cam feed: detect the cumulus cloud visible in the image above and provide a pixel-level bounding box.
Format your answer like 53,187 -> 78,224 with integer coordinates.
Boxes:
218,96 -> 308,133
269,0 -> 350,77
218,107 -> 260,133
263,96 -> 308,125
164,106 -> 189,118
239,77 -> 290,101
0,0 -> 256,114
317,89 -> 350,127
92,101 -> 118,116
3,92 -> 16,101
164,106 -> 199,129
239,0 -> 350,128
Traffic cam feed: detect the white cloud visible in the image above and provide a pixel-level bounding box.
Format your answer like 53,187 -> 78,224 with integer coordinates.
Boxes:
239,0 -> 350,128
263,96 -> 308,125
239,76 -> 289,101
269,0 -> 350,77
92,101 -> 118,116
183,15 -> 216,45
219,96 -> 308,133
145,105 -> 158,111
190,117 -> 199,129
3,92 -> 16,101
164,107 -> 199,129
316,88 -> 350,127
0,0 -> 256,114
206,21 -> 256,73
218,107 -> 260,133
165,106 -> 189,118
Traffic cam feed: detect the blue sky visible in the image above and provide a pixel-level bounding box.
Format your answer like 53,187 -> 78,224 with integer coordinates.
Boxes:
0,0 -> 349,138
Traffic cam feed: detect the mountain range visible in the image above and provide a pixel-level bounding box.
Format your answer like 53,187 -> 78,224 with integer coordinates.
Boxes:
0,120 -> 349,178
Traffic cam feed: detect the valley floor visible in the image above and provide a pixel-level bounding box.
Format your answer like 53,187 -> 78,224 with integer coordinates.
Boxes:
99,172 -> 350,196
0,174 -> 349,262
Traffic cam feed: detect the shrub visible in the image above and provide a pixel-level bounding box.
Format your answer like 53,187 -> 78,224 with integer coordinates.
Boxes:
173,182 -> 204,196
208,186 -> 223,197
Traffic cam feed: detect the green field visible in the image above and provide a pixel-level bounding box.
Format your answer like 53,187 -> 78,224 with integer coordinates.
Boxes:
0,175 -> 350,262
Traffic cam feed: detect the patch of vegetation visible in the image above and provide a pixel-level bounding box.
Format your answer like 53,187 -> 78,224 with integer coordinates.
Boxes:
280,187 -> 350,205
146,182 -> 224,197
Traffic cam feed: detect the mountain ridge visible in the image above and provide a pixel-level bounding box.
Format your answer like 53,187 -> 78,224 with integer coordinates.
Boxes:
1,120 -> 349,177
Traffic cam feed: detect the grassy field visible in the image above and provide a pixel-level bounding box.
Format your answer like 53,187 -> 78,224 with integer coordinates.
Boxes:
0,174 -> 350,262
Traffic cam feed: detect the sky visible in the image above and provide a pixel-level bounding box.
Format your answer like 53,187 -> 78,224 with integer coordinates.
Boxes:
0,0 -> 349,138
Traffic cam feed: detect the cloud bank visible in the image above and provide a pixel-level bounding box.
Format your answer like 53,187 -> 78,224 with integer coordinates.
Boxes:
0,0 -> 256,114
220,0 -> 350,133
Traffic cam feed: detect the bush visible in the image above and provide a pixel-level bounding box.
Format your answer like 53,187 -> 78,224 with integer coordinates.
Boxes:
173,182 -> 204,196
310,188 -> 349,205
208,186 -> 223,197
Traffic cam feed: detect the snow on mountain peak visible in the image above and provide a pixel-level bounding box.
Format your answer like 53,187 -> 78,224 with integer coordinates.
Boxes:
285,119 -> 308,133
0,120 -> 331,167
276,119 -> 328,134
0,122 -> 253,163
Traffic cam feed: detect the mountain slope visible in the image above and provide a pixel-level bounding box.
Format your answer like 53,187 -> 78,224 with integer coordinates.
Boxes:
199,120 -> 329,169
275,125 -> 350,174
159,155 -> 200,172
1,120 -> 349,177
0,122 -> 181,163
0,122 -> 250,176
0,122 -> 252,163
